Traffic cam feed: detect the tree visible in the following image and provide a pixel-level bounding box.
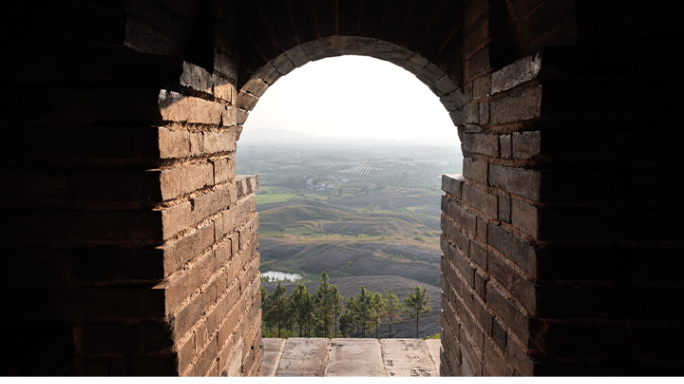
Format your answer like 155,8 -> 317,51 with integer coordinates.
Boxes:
315,272 -> 335,338
404,285 -> 431,338
289,283 -> 316,337
265,282 -> 291,338
260,286 -> 271,336
371,292 -> 384,338
338,308 -> 354,338
381,289 -> 403,338
330,285 -> 345,337
348,286 -> 376,337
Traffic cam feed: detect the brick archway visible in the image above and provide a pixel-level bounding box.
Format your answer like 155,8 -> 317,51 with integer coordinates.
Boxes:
2,0 -> 683,377
235,36 -> 465,130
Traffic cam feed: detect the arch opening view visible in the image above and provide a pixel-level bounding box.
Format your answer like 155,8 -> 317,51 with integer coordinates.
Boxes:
237,56 -> 462,341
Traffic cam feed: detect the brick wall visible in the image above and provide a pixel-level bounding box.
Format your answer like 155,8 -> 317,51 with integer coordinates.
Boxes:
2,0 -> 683,377
1,0 -> 261,376
440,0 -> 684,376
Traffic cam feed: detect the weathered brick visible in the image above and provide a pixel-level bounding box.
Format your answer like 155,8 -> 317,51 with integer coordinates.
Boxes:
490,52 -> 542,94
191,184 -> 235,225
158,90 -> 230,126
483,338 -> 513,376
487,252 -> 536,314
463,157 -> 488,185
484,282 -> 530,343
180,62 -> 214,94
463,133 -> 499,157
498,195 -> 511,223
463,184 -> 498,219
159,127 -> 191,159
440,91 -> 467,112
490,85 -> 542,125
442,174 -> 465,198
236,91 -> 259,111
213,155 -> 236,184
478,101 -> 490,125
488,164 -> 541,201
160,162 -> 214,200
221,195 -> 257,237
511,199 -> 539,239
473,75 -> 491,100
499,135 -> 512,159
512,131 -> 542,160
469,241 -> 488,270
488,224 -> 537,277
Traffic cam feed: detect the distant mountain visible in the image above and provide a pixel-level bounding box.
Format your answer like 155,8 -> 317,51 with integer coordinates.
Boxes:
239,127 -> 461,148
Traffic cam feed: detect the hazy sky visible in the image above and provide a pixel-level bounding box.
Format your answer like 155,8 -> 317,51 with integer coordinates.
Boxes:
243,56 -> 460,146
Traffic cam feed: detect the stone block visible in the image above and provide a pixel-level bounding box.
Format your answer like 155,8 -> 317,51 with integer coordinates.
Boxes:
476,216 -> 488,243
473,75 -> 491,100
469,241 -> 488,270
238,214 -> 259,250
221,195 -> 257,237
160,162 -> 214,200
487,251 -> 536,314
180,62 -> 214,94
158,90 -> 226,126
162,222 -> 216,276
483,338 -> 512,376
488,164 -> 541,201
463,157 -> 488,185
490,52 -> 542,94
440,91 -> 467,111
497,195 -> 511,223
380,339 -> 438,377
478,101 -> 490,125
484,282 -> 530,343
512,131 -> 542,160
500,135 -> 512,159
463,184 -> 498,219
463,133 -> 499,157
213,155 -> 236,184
490,85 -> 542,125
241,79 -> 269,98
487,224 -> 537,277
236,91 -> 259,111
275,338 -> 329,376
159,127 -> 191,159
511,199 -> 539,239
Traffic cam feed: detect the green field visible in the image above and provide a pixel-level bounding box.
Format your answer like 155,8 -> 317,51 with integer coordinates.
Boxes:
256,187 -> 443,287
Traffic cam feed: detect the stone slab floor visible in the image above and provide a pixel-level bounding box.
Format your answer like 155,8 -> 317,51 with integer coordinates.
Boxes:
262,338 -> 441,377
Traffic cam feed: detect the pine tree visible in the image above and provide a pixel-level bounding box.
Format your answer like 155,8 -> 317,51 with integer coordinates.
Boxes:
371,292 -> 383,338
338,308 -> 354,338
381,289 -> 403,338
348,286 -> 375,337
260,286 -> 272,336
315,272 -> 334,338
404,285 -> 431,338
289,282 -> 316,337
266,282 -> 291,338
330,285 -> 344,337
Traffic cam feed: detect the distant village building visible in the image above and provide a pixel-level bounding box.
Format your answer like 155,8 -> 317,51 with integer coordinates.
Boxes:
326,184 -> 335,190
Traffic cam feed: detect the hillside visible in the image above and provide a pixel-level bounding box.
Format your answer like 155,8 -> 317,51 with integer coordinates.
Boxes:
262,275 -> 441,339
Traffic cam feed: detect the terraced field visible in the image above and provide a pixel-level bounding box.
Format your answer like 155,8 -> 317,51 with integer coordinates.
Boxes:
257,187 -> 443,287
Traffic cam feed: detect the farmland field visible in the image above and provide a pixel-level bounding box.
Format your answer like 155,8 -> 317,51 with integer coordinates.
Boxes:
236,141 -> 462,337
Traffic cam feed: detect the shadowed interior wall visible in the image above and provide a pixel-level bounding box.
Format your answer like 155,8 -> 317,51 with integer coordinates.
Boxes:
0,0 -> 682,376
1,0 -> 261,376
439,0 -> 684,376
